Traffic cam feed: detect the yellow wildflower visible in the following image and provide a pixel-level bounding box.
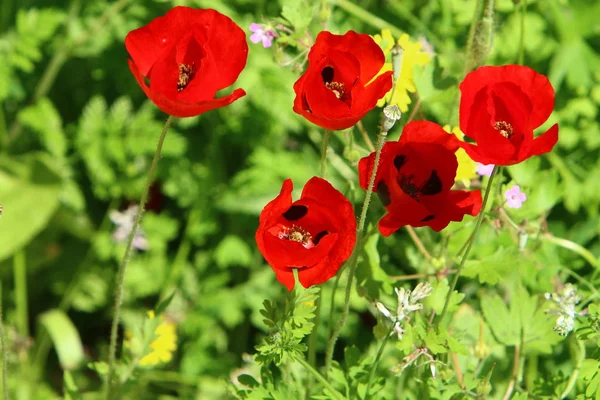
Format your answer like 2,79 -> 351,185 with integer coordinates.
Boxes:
371,30 -> 432,112
443,125 -> 477,186
139,311 -> 177,367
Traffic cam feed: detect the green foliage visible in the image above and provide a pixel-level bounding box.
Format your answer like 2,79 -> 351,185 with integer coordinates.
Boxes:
256,285 -> 319,365
0,0 -> 598,398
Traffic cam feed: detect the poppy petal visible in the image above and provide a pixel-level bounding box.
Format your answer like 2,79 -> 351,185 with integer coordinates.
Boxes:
129,60 -> 246,117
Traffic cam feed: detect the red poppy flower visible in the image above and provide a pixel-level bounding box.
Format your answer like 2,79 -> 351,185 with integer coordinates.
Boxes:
459,64 -> 559,165
358,121 -> 482,235
256,177 -> 356,290
125,7 -> 248,118
292,31 -> 393,131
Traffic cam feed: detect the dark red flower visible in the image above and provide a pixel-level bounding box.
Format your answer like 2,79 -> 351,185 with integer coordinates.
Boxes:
358,121 -> 482,235
292,31 -> 393,131
256,177 -> 356,290
125,7 -> 248,118
458,64 -> 559,165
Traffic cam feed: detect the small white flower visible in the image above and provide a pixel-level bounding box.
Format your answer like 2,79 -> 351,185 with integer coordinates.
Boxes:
376,282 -> 433,340
545,283 -> 581,336
110,205 -> 149,251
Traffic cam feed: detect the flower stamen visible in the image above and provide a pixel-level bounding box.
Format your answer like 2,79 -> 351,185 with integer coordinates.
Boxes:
325,81 -> 345,99
278,225 -> 313,248
177,63 -> 196,92
493,121 -> 513,138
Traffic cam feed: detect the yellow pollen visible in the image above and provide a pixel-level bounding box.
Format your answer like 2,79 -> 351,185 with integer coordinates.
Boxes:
177,63 -> 196,92
325,81 -> 345,99
494,121 -> 513,138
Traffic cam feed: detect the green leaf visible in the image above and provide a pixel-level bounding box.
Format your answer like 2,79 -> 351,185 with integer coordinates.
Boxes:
481,295 -> 520,346
18,98 -> 66,158
425,279 -> 464,315
356,233 -> 393,299
425,329 -> 447,354
40,310 -> 85,370
281,0 -> 314,30
0,155 -> 61,261
462,247 -> 516,285
214,235 -> 253,269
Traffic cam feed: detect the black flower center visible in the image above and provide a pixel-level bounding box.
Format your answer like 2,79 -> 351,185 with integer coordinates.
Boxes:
178,63 -> 196,92
494,120 -> 513,138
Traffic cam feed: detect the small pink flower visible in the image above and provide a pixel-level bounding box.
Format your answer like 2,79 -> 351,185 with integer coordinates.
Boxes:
475,162 -> 495,177
504,185 -> 527,209
249,23 -> 276,48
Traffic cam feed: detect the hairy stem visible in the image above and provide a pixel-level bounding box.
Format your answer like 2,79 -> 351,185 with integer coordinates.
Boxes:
437,167 -> 498,324
105,115 -> 174,398
324,129 -> 388,375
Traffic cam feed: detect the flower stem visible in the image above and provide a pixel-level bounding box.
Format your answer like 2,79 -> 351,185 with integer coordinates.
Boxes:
320,130 -> 332,177
296,357 -> 344,400
13,251 -> 28,338
364,326 -> 393,400
0,282 -> 9,400
405,226 -> 432,260
324,128 -> 388,375
542,234 -> 599,270
329,0 -> 404,38
518,0 -> 527,64
559,338 -> 585,399
105,115 -> 174,398
437,167 -> 498,324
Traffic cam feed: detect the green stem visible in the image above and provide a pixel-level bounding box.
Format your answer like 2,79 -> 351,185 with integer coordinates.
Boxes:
324,129 -> 388,375
437,167 -> 498,324
305,293 -> 322,400
0,283 -> 9,400
542,234 -> 599,270
463,0 -> 485,75
518,0 -> 526,64
13,251 -> 28,338
296,358 -> 344,400
105,115 -> 174,398
559,339 -> 585,399
320,130 -> 332,178
365,326 -> 393,400
330,0 -> 404,38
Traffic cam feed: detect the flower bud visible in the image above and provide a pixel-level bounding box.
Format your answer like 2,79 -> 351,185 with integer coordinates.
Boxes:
474,342 -> 490,359
381,105 -> 402,132
476,379 -> 492,396
343,147 -> 361,162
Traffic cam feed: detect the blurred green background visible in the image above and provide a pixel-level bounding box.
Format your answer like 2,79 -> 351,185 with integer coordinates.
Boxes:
0,0 -> 599,398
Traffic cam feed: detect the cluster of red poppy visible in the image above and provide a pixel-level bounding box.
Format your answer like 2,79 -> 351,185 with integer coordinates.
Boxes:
126,7 -> 558,290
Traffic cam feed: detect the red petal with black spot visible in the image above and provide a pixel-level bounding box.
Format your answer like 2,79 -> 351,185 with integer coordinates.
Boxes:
458,64 -> 559,165
358,121 -> 482,235
256,177 -> 357,290
292,31 -> 393,131
125,7 -> 248,118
